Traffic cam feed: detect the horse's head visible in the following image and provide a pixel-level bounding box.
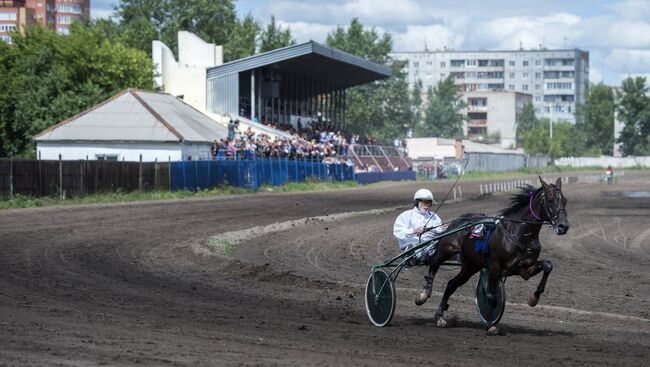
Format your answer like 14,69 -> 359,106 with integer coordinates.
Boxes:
539,176 -> 569,235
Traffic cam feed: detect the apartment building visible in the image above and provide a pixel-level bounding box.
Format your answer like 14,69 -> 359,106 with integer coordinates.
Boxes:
463,91 -> 532,149
53,0 -> 89,35
0,1 -> 33,42
0,0 -> 88,41
391,48 -> 589,124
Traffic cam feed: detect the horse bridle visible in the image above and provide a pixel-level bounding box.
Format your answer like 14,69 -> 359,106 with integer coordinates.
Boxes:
530,187 -> 567,230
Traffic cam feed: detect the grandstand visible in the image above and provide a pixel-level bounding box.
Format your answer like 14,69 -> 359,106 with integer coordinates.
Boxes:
349,144 -> 412,172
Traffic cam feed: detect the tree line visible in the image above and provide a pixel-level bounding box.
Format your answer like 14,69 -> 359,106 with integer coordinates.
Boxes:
517,77 -> 650,158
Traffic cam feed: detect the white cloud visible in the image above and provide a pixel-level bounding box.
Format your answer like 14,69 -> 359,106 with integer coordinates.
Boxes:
608,0 -> 650,20
276,21 -> 334,43
604,49 -> 650,74
393,24 -> 464,52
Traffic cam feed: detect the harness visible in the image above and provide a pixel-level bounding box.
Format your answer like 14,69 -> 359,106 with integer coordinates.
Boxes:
496,221 -> 540,257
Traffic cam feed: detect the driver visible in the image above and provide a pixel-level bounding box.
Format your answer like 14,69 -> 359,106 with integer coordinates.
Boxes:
393,188 -> 448,266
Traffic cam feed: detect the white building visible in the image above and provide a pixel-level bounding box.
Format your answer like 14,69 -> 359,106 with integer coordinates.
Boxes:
391,48 -> 589,124
33,89 -> 228,162
463,91 -> 533,149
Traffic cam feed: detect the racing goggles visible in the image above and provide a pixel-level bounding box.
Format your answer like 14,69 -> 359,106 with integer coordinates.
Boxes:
418,199 -> 433,205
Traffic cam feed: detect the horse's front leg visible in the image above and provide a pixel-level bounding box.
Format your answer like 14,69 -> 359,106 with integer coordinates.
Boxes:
520,259 -> 553,307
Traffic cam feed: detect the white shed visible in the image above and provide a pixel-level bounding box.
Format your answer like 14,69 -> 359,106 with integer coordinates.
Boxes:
33,89 -> 228,162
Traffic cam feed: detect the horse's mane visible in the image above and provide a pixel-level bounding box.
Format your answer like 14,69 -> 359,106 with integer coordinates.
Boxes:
499,184 -> 540,217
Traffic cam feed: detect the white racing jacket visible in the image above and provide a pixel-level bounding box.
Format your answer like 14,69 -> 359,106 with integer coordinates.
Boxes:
393,207 -> 444,252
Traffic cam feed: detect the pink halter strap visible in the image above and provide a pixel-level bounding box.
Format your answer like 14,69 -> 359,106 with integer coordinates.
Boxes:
529,192 -> 542,222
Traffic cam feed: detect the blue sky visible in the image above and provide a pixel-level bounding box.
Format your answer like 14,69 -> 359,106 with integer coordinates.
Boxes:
91,0 -> 650,85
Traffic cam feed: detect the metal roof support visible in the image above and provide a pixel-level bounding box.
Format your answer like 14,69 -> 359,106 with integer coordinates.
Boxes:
365,145 -> 383,172
378,146 -> 397,171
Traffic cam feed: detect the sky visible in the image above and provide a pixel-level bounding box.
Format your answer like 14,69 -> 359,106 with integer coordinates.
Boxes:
91,0 -> 650,85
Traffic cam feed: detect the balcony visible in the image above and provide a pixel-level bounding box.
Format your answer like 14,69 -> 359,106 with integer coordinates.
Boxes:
467,119 -> 488,126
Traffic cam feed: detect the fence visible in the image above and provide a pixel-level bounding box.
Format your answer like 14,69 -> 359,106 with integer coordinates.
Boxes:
555,156 -> 650,168
170,157 -> 354,191
0,157 -> 354,198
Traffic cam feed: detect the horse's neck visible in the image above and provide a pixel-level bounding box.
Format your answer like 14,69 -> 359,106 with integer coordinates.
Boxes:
504,206 -> 543,239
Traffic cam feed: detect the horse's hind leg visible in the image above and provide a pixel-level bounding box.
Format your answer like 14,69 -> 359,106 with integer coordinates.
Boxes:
416,241 -> 458,306
415,262 -> 439,306
434,265 -> 479,327
520,259 -> 553,307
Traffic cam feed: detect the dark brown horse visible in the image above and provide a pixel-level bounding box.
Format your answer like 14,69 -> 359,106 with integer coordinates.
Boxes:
416,176 -> 569,334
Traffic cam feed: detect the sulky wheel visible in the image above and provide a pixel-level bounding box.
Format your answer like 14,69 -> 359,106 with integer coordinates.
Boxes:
475,269 -> 506,326
365,268 -> 396,327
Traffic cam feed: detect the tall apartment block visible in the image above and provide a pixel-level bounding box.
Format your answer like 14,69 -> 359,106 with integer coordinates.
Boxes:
0,0 -> 88,41
391,48 -> 589,124
0,1 -> 33,42
52,0 -> 89,35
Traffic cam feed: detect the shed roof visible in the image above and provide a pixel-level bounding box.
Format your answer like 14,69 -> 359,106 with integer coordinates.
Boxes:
207,41 -> 392,88
34,90 -> 227,143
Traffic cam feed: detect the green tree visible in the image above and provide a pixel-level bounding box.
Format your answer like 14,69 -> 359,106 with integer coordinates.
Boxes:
113,0 -> 259,61
224,13 -> 260,61
616,76 -> 650,156
517,102 -> 537,146
415,76 -> 465,138
575,83 -> 615,155
325,18 -> 410,143
0,24 -> 153,157
522,119 -> 583,159
259,16 -> 296,53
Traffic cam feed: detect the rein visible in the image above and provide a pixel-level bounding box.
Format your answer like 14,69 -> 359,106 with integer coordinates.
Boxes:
496,221 -> 541,257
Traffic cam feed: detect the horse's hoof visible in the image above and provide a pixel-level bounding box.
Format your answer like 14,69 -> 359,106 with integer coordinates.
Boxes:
487,326 -> 499,335
415,292 -> 428,306
527,292 -> 540,307
435,317 -> 448,328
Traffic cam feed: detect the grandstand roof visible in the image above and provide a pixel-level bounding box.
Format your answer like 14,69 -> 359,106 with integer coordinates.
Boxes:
207,41 -> 392,88
33,90 -> 227,143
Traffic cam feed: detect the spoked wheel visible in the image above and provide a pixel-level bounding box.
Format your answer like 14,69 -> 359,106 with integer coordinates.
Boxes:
475,269 -> 506,326
365,268 -> 396,327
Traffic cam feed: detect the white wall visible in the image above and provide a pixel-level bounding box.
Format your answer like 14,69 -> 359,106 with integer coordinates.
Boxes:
152,31 -> 223,113
37,142 -> 183,162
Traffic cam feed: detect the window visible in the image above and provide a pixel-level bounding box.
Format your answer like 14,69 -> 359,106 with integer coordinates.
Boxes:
0,12 -> 17,21
58,16 -> 72,24
523,72 -> 529,79
508,60 -> 515,67
57,28 -> 70,35
0,24 -> 16,32
534,96 -> 541,102
508,84 -> 515,90
522,84 -> 528,91
413,61 -> 419,67
450,59 -> 465,67
535,72 -> 541,79
535,84 -> 541,90
58,4 -> 82,14
544,106 -> 550,113
0,35 -> 12,43
523,61 -> 529,67
535,60 -> 541,66
440,61 -> 446,67
535,108 -> 540,114
509,72 -> 515,78
466,59 -> 477,67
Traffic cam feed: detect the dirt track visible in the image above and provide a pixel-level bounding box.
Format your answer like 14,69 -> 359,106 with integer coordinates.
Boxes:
1,173 -> 649,366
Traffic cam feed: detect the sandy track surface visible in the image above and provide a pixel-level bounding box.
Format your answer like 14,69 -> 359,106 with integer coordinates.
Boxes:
0,173 -> 648,366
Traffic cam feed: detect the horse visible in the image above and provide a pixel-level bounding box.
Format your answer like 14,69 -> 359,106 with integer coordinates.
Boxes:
416,176 -> 569,334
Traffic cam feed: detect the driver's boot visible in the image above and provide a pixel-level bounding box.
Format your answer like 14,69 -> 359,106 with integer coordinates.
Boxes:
415,275 -> 433,306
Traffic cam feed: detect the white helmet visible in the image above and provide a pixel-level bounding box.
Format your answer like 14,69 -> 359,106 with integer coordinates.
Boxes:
413,188 -> 435,202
